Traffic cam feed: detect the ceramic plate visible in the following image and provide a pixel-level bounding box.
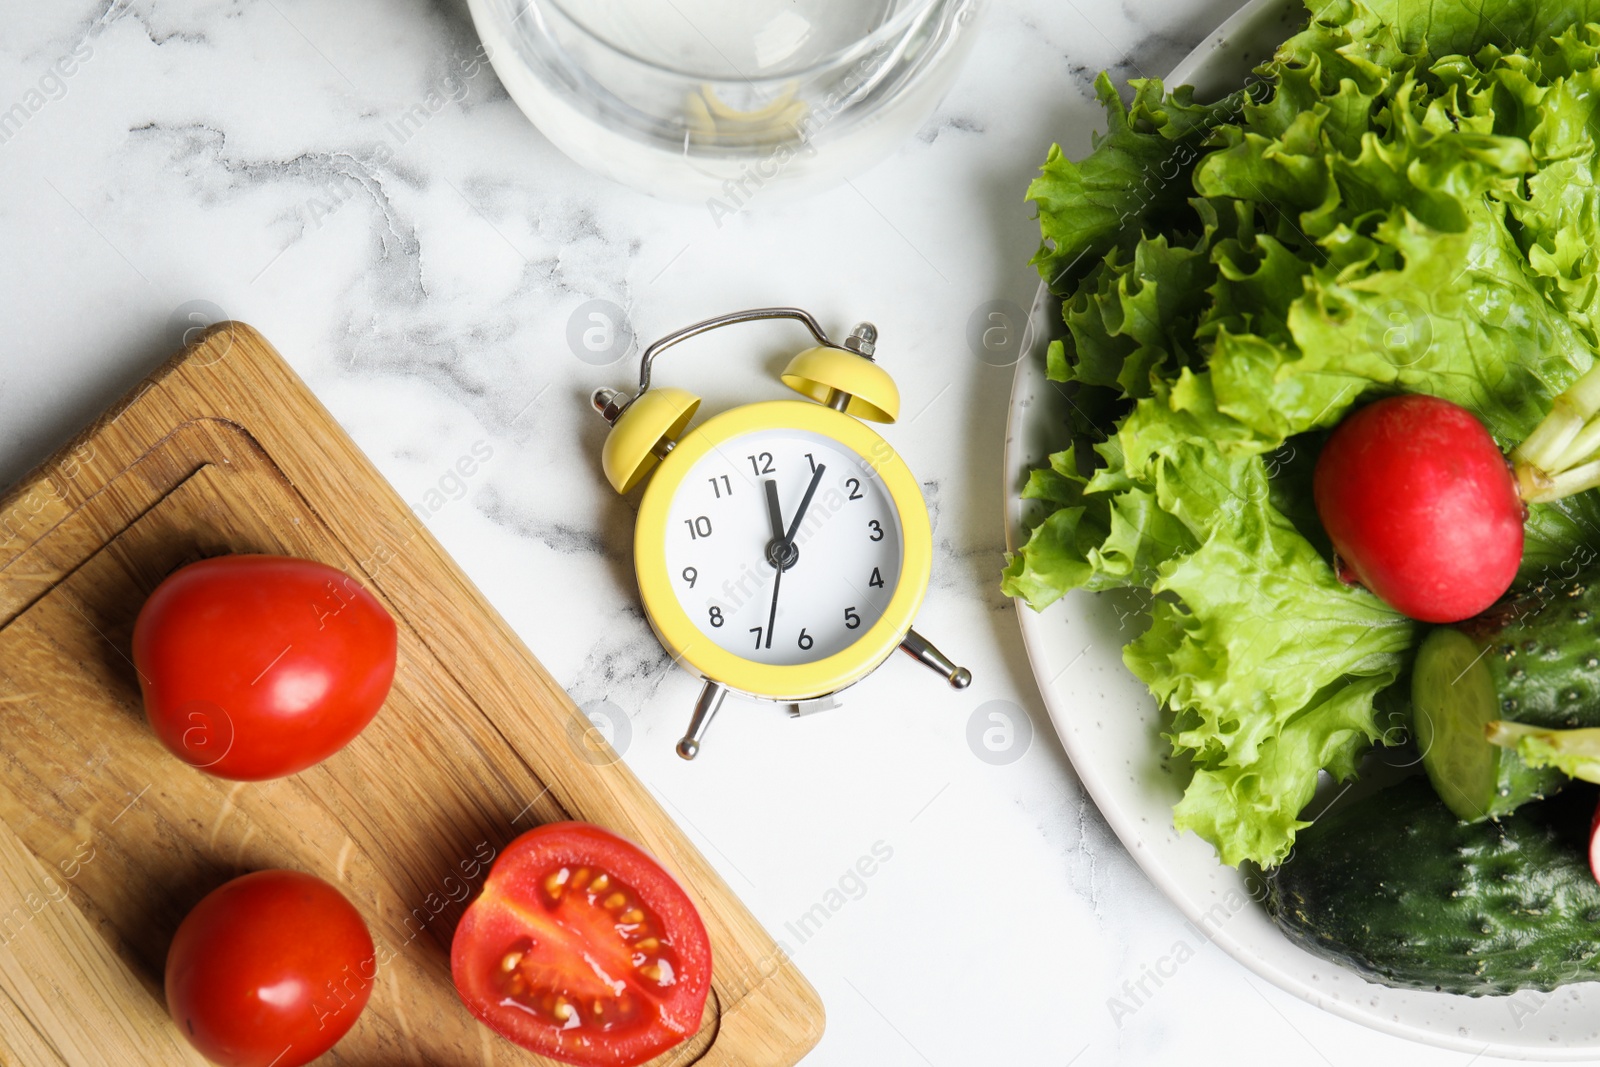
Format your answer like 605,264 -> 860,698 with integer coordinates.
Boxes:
1003,0 -> 1600,1056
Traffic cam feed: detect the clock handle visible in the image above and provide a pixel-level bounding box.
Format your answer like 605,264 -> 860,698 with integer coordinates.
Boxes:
637,307 -> 834,395
676,680 -> 729,760
900,629 -> 972,689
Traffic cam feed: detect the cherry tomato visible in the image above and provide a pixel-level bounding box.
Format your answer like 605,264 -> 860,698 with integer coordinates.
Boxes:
133,555 -> 396,780
165,870 -> 374,1067
451,822 -> 712,1067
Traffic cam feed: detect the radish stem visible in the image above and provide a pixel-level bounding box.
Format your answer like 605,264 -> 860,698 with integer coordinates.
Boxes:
1511,362 -> 1600,502
1487,720 -> 1600,784
1552,416 -> 1600,472
1542,457 -> 1600,501
1517,400 -> 1584,471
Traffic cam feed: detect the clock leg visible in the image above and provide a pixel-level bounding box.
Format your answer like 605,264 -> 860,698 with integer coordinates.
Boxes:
899,629 -> 972,689
676,680 -> 729,760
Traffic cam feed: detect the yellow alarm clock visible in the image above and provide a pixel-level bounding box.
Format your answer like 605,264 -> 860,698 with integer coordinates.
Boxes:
589,307 -> 969,760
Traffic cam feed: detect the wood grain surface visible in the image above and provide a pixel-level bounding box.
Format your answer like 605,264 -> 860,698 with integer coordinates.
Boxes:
0,323 -> 823,1066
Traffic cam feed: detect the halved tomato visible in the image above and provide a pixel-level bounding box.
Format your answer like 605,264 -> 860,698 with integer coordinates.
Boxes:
450,822 -> 712,1067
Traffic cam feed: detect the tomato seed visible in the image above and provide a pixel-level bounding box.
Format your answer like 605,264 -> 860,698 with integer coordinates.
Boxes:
486,864 -> 689,1032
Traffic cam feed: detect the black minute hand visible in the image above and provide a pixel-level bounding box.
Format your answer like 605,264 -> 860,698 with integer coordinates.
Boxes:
763,555 -> 782,650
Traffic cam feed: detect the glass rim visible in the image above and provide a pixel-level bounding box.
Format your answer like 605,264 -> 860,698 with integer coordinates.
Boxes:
529,0 -> 947,83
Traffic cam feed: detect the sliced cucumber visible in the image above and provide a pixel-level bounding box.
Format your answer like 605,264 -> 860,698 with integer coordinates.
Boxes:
1414,627 -> 1562,821
1413,579 -> 1600,821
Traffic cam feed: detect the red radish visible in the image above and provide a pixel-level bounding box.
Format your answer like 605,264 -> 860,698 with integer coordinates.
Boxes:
1313,394 -> 1523,623
1311,364 -> 1600,623
1591,796 -> 1600,886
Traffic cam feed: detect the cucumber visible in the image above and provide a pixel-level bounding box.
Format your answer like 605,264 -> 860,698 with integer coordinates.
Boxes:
1413,628 -> 1566,821
1414,584 -> 1600,821
1267,778 -> 1600,995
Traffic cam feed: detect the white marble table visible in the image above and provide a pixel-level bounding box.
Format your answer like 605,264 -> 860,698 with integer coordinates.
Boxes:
0,2 -> 1544,1064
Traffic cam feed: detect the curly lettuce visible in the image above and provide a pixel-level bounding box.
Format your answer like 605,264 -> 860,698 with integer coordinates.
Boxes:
1005,0 -> 1600,867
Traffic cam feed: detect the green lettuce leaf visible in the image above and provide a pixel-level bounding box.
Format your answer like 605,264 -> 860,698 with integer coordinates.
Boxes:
1005,0 -> 1600,866
1027,75 -> 1256,293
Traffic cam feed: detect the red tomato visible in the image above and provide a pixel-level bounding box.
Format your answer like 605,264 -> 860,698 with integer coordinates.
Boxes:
133,555 -> 396,780
451,823 -> 712,1067
165,870 -> 375,1067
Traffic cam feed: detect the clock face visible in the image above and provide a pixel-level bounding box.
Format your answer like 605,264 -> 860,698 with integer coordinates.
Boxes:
663,427 -> 904,666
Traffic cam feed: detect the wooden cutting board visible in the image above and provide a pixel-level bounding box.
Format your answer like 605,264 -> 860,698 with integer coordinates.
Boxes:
0,323 -> 823,1066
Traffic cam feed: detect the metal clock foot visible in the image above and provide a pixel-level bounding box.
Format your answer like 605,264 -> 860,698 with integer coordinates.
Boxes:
899,628 -> 972,689
677,680 -> 729,760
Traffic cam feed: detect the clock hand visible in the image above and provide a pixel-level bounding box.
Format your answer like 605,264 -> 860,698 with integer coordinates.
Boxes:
782,463 -> 826,547
761,465 -> 824,652
763,478 -> 797,573
763,556 -> 781,650
761,480 -> 786,652
763,478 -> 785,544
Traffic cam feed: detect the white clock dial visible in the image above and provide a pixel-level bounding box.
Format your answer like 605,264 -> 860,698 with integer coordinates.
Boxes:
663,427 -> 904,666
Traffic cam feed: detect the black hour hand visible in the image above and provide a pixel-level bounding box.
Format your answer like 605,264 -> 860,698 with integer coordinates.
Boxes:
764,479 -> 785,544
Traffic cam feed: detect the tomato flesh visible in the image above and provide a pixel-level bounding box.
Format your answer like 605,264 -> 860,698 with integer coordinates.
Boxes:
452,823 -> 711,1067
165,870 -> 374,1067
133,554 -> 396,780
